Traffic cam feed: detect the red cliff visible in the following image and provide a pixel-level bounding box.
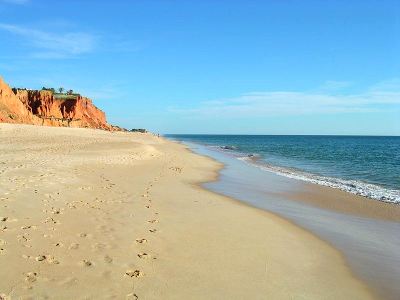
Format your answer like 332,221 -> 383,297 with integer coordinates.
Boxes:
0,76 -> 117,130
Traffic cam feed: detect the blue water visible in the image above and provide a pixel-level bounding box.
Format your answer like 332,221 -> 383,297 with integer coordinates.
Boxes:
166,135 -> 400,203
181,142 -> 400,299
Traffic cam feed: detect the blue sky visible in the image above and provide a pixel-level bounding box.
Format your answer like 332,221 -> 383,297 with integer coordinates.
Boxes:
0,0 -> 399,135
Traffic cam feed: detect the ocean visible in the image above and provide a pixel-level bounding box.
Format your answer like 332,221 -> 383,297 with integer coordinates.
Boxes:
166,134 -> 400,298
166,135 -> 400,203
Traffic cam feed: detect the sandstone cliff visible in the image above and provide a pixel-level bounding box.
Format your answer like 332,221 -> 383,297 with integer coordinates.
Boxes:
0,76 -> 117,130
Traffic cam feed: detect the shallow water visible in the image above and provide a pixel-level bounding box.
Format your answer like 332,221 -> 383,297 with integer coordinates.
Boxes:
167,135 -> 400,203
181,141 -> 400,300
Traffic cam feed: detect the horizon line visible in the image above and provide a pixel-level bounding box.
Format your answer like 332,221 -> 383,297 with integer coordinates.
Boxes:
163,133 -> 400,137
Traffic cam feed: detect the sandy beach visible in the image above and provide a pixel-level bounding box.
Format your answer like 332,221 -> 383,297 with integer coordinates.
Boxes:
0,123 -> 376,299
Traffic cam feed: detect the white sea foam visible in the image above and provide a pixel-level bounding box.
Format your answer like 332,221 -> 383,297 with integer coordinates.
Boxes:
238,156 -> 400,204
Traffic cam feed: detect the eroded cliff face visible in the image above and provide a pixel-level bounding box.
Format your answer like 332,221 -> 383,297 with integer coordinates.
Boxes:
0,76 -> 117,130
0,78 -> 41,125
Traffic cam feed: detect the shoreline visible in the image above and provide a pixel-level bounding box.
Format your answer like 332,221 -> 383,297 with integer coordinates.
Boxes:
177,139 -> 400,222
166,136 -> 399,205
183,140 -> 399,300
243,156 -> 400,205
0,124 -> 375,299
288,183 -> 400,222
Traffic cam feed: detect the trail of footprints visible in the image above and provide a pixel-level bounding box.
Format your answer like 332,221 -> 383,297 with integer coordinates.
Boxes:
123,175 -> 163,298
0,160 -> 168,299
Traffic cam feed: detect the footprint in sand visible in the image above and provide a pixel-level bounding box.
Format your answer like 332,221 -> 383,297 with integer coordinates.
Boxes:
135,238 -> 147,244
137,253 -> 150,259
47,256 -> 60,264
147,219 -> 158,224
36,255 -> 59,264
149,229 -> 157,233
0,247 -> 6,255
80,259 -> 93,267
104,255 -> 113,263
125,270 -> 143,278
36,255 -> 46,262
25,272 -> 38,283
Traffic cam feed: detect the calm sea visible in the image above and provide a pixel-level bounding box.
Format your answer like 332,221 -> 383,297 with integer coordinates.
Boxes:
166,135 -> 400,203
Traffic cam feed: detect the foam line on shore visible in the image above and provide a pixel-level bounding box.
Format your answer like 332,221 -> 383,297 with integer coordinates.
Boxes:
238,156 -> 400,204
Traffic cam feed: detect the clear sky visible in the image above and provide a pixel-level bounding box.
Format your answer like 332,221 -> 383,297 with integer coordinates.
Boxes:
0,0 -> 399,135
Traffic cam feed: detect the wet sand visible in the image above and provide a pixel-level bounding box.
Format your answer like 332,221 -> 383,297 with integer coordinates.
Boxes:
185,142 -> 399,300
289,183 -> 400,222
0,123 -> 375,299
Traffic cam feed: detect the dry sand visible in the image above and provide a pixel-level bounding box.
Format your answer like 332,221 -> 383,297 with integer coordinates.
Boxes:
0,123 -> 375,299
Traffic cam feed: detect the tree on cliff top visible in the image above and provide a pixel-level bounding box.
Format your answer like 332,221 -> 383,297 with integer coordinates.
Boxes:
42,87 -> 56,93
58,87 -> 64,94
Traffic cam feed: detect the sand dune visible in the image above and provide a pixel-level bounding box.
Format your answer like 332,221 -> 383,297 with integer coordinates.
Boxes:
0,123 -> 374,299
